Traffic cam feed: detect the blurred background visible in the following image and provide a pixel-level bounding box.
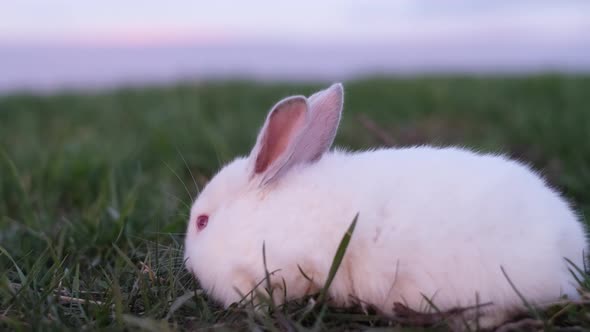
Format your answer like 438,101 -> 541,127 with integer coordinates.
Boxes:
1,0 -> 589,93
1,1 -> 590,330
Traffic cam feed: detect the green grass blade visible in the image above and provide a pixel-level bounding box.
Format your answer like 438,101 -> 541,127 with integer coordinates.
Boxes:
317,213 -> 359,304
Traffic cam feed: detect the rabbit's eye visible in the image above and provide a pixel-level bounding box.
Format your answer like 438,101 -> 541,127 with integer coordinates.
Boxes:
196,215 -> 209,231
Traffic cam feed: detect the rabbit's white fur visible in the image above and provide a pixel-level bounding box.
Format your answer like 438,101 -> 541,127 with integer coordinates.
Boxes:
184,83 -> 588,328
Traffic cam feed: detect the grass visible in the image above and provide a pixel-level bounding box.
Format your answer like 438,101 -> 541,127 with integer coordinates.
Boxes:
1,75 -> 590,331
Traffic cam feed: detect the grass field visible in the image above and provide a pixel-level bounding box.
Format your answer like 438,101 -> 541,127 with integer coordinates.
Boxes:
1,76 -> 590,331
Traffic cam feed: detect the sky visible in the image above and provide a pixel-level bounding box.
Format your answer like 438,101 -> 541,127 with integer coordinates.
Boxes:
1,1 -> 589,93
2,0 -> 589,45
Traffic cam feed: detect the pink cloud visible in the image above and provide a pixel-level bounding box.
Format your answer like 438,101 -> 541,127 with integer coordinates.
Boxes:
68,29 -> 231,46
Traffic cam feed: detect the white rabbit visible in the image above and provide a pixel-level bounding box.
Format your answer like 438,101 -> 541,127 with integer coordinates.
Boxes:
184,83 -> 588,328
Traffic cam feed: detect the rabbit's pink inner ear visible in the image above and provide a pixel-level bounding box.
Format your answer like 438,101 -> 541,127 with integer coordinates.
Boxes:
298,83 -> 344,161
254,97 -> 308,174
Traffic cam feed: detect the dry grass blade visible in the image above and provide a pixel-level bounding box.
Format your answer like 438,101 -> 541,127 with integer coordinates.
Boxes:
495,318 -> 543,332
393,300 -> 493,327
357,114 -> 396,146
165,291 -> 194,320
56,295 -> 105,306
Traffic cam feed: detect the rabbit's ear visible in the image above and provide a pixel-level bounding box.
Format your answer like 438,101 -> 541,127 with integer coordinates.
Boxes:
250,96 -> 309,185
249,84 -> 344,186
298,83 -> 344,161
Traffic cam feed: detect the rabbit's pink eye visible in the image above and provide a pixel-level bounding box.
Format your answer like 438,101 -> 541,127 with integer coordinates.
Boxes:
196,215 -> 209,231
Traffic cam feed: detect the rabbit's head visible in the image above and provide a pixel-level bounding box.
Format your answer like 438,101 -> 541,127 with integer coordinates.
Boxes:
184,84 -> 344,301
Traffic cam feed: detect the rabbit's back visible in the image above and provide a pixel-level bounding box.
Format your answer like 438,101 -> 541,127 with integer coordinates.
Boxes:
300,147 -> 587,317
